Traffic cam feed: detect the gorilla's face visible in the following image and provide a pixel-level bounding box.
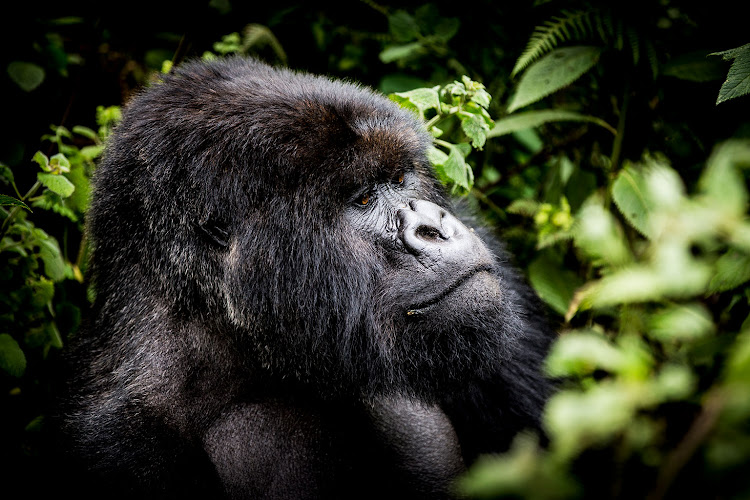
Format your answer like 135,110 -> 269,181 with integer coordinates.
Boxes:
343,168 -> 501,325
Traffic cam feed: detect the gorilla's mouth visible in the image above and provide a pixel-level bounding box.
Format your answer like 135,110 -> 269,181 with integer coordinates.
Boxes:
406,265 -> 494,314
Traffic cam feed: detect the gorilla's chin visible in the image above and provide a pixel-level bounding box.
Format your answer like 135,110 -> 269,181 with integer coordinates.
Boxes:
406,267 -> 498,315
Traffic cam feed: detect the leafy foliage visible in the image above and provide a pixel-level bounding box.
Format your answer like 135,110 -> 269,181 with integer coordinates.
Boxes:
710,43 -> 750,105
390,75 -> 494,193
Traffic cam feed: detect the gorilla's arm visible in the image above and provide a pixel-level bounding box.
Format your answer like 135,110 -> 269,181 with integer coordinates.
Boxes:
203,402 -> 332,500
366,395 -> 465,498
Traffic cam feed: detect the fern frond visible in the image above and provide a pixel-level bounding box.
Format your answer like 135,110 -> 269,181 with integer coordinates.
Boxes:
512,9 -> 613,78
511,10 -> 591,77
626,26 -> 640,66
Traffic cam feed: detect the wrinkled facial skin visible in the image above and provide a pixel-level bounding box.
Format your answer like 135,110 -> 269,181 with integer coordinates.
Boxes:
344,169 -> 501,325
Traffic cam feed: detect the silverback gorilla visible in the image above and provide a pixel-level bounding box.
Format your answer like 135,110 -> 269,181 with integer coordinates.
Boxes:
61,57 -> 555,499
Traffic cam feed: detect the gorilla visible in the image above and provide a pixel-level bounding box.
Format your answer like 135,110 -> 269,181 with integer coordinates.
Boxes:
61,57 -> 555,499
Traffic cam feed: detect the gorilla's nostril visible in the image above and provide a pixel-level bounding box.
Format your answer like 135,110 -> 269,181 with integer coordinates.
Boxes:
415,225 -> 443,241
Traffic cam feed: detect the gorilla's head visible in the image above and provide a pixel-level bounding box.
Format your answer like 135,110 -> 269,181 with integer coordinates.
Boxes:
88,57 -> 525,400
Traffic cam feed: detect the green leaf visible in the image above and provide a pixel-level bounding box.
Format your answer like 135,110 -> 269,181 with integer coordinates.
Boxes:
37,237 -> 66,282
710,43 -> 750,105
488,109 -> 616,138
0,163 -> 15,185
573,195 -> 632,267
0,334 -> 26,377
64,164 -> 91,214
574,260 -> 712,312
32,151 -> 51,172
389,86 -> 441,117
545,381 -> 638,459
379,42 -> 424,64
37,172 -> 75,198
652,364 -> 696,401
698,140 -> 750,216
0,194 -> 30,211
425,145 -> 449,167
7,61 -> 45,92
72,125 -> 99,141
459,112 -> 490,149
507,46 -> 602,113
545,331 -> 626,377
528,254 -> 582,316
433,17 -> 460,42
611,164 -> 655,238
436,143 -> 473,192
709,250 -> 750,293
648,303 -> 715,343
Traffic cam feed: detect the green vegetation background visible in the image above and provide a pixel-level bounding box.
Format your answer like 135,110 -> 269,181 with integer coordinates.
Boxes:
2,1 -> 750,498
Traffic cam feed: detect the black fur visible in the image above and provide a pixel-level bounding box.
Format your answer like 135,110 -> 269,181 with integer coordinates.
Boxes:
60,57 -> 555,499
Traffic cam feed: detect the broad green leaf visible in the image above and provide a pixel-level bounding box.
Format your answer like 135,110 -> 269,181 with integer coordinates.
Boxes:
0,163 -> 15,184
611,164 -> 655,238
389,86 -> 441,117
573,196 -> 632,267
0,334 -> 26,377
7,61 -> 45,92
433,17 -> 460,42
459,112 -> 490,149
0,194 -> 30,211
644,160 -> 685,210
573,260 -> 712,312
710,43 -> 750,105
709,250 -> 750,293
652,364 -> 696,401
648,303 -> 715,343
488,109 -> 616,138
435,143 -> 472,191
32,151 -> 51,172
698,140 -> 750,216
64,164 -> 91,214
528,254 -> 582,316
545,381 -> 638,460
37,172 -> 75,198
37,236 -> 66,282
425,145 -> 448,167
379,42 -> 424,64
507,46 -> 602,113
545,331 -> 626,377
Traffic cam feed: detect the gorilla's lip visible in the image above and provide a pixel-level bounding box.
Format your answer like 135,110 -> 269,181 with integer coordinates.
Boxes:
407,265 -> 494,314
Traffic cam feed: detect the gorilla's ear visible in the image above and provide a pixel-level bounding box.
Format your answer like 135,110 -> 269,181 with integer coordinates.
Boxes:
197,215 -> 230,248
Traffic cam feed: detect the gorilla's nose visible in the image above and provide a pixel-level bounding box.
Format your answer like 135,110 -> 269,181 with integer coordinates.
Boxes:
397,200 -> 478,265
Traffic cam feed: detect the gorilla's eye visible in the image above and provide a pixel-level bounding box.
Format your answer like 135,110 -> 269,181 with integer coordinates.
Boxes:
393,171 -> 405,185
358,193 -> 371,206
